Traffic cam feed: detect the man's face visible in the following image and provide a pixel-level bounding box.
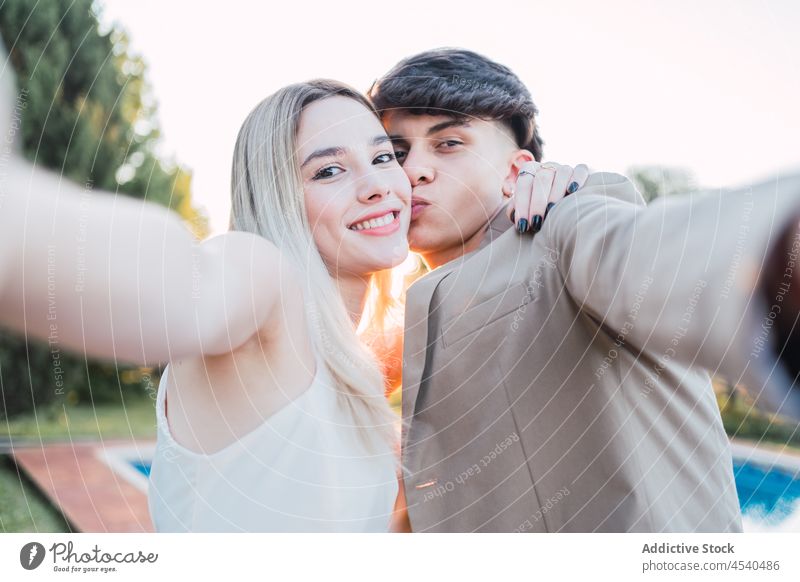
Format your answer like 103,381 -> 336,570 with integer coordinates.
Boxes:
382,112 -> 519,266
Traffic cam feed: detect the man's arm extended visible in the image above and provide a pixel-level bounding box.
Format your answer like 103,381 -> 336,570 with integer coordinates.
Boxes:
546,171 -> 800,416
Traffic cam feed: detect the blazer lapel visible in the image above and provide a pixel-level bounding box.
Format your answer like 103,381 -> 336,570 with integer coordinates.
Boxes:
402,201 -> 513,428
401,267 -> 452,432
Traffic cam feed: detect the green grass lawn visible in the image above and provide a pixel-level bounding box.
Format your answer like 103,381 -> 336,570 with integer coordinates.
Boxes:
715,383 -> 800,451
1,397 -> 157,533
2,397 -> 157,441
0,457 -> 72,532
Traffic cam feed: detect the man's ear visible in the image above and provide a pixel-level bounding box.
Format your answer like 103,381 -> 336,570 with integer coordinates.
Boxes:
501,149 -> 536,198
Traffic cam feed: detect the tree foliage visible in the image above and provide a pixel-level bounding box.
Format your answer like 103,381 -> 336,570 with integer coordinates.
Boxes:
0,0 -> 205,418
627,165 -> 698,203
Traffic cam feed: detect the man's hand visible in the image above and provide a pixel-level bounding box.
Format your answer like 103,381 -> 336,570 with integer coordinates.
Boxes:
507,161 -> 590,233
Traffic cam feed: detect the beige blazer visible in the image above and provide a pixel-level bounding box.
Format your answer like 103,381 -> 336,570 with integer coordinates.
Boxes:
401,171 -> 800,532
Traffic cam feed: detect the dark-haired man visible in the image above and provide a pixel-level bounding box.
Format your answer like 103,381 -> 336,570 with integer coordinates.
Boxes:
370,48 -> 800,532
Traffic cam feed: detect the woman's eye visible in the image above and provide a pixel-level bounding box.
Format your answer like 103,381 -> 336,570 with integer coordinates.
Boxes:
313,165 -> 344,180
373,152 -> 397,165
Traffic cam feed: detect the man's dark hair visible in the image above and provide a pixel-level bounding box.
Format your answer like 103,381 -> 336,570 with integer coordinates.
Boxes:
368,48 -> 544,161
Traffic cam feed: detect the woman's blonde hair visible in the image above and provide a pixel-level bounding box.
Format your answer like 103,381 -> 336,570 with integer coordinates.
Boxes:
230,80 -> 398,452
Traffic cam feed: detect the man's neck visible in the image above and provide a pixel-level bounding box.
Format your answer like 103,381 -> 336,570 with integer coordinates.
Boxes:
419,200 -> 509,270
419,228 -> 488,270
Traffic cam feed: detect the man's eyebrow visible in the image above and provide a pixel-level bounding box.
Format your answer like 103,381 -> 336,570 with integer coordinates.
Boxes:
426,119 -> 471,135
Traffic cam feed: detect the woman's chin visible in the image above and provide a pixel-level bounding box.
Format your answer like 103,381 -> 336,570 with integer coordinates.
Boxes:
356,244 -> 410,274
386,241 -> 410,268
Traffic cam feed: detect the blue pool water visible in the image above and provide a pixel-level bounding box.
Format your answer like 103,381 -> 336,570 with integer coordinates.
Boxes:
127,458 -> 800,526
733,460 -> 800,522
131,460 -> 151,478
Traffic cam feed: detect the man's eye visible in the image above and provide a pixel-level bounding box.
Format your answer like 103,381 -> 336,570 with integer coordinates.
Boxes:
313,165 -> 343,180
373,152 -> 397,165
437,140 -> 462,149
393,150 -> 408,165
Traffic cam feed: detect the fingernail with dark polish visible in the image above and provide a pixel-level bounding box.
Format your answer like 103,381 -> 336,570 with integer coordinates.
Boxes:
567,181 -> 579,194
531,215 -> 543,232
545,202 -> 555,217
517,218 -> 528,233
510,209 -> 515,223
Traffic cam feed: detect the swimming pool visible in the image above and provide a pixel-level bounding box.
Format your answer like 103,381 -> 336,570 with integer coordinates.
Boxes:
730,440 -> 800,530
734,459 -> 800,514
96,443 -> 154,495
131,459 -> 151,478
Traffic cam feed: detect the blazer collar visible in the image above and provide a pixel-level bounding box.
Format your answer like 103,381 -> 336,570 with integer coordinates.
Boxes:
478,200 -> 514,251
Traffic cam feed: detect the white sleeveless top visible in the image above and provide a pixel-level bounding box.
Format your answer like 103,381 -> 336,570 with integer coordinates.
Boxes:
147,349 -> 398,532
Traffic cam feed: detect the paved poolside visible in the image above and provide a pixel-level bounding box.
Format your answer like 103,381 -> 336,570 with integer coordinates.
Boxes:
9,439 -> 155,533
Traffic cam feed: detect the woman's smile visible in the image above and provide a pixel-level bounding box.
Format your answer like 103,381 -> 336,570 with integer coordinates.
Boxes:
347,209 -> 401,236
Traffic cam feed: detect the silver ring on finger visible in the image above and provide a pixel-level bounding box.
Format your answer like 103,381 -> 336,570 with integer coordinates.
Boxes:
518,169 -> 536,179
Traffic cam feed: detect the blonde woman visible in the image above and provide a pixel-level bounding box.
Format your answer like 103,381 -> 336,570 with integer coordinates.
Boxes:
0,36 -> 410,531
145,80 -> 412,532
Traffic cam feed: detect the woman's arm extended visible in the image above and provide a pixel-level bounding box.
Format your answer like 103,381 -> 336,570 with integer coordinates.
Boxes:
0,157 -> 282,365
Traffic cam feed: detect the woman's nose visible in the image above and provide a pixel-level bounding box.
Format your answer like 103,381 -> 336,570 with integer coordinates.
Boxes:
357,172 -> 390,203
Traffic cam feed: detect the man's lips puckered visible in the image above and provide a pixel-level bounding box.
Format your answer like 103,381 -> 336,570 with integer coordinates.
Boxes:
411,198 -> 430,220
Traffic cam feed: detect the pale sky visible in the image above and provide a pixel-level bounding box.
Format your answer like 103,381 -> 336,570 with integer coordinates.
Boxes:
100,0 -> 800,234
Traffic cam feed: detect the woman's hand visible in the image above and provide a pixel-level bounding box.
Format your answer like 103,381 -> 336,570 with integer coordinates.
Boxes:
507,161 -> 590,233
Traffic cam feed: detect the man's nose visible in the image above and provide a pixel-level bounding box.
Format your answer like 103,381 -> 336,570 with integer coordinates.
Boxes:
403,150 -> 434,187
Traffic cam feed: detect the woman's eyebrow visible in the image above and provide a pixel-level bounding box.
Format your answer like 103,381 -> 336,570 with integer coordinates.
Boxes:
300,146 -> 346,169
301,136 -> 391,168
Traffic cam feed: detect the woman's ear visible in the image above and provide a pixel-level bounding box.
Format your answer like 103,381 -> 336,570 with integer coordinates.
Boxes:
501,149 -> 536,198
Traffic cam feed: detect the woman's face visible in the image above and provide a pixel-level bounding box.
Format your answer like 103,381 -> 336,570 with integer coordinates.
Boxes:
297,96 -> 411,278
